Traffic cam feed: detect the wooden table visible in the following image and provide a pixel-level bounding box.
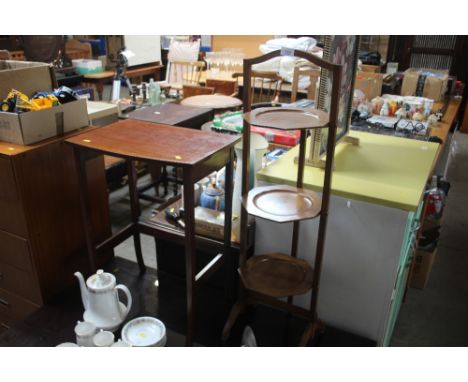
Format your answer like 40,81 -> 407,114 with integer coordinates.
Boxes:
181,94 -> 242,110
123,103 -> 214,200
429,99 -> 462,146
82,63 -> 163,100
66,120 -> 239,346
123,103 -> 213,128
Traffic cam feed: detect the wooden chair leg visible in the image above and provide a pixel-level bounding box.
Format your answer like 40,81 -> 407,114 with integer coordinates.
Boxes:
162,166 -> 169,196
127,160 -> 146,274
299,319 -> 324,346
222,301 -> 246,342
133,232 -> 146,274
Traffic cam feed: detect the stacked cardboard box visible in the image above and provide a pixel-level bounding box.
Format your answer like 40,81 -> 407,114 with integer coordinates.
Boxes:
0,60 -> 88,145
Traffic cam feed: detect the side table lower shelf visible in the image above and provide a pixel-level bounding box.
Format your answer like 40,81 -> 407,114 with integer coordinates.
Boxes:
147,197 -> 256,292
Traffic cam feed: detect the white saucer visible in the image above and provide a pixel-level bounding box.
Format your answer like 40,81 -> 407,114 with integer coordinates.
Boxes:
122,317 -> 166,347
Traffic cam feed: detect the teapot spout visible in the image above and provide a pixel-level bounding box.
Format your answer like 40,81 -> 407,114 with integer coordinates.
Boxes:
74,272 -> 90,311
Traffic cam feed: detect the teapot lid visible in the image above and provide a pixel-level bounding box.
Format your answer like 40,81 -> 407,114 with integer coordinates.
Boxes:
204,181 -> 224,197
86,269 -> 115,291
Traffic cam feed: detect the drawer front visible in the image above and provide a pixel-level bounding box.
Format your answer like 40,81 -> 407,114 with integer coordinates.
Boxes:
0,287 -> 39,323
0,229 -> 33,273
0,157 -> 27,236
0,260 -> 41,303
0,311 -> 15,330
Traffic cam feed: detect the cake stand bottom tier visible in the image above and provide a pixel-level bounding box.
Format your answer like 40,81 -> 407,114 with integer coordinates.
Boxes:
239,252 -> 314,298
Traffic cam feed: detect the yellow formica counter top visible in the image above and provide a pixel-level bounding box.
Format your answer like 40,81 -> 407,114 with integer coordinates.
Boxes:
257,131 -> 440,212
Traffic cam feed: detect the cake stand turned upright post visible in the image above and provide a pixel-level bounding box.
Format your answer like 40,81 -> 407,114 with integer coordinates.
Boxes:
222,49 -> 342,346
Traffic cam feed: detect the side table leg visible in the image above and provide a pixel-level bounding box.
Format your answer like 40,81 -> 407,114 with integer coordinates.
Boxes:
127,160 -> 146,274
73,147 -> 98,272
183,169 -> 196,346
223,153 -> 234,298
96,81 -> 104,101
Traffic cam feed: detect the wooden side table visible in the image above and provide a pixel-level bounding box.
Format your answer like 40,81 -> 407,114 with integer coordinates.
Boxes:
82,64 -> 163,100
66,120 -> 239,346
123,103 -> 214,201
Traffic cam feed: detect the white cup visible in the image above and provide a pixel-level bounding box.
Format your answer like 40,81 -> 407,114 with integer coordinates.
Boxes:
75,321 -> 97,347
56,342 -> 79,347
111,339 -> 131,347
93,330 -> 115,347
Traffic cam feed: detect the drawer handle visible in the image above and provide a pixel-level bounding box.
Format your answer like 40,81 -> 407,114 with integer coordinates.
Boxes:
0,323 -> 10,329
411,223 -> 421,233
0,298 -> 10,307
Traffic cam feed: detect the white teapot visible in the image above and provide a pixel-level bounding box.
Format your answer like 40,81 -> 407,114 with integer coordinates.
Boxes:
74,270 -> 132,332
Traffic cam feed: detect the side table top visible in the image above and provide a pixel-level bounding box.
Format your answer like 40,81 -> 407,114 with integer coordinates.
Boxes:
181,95 -> 242,109
123,103 -> 212,125
66,119 -> 240,166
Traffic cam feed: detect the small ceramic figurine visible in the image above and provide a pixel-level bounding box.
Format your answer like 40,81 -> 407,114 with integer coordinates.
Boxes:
427,114 -> 439,127
412,112 -> 424,122
395,108 -> 407,119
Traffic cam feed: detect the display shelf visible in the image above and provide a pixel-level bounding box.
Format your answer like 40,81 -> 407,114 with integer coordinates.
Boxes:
244,106 -> 329,130
240,253 -> 314,298
242,184 -> 321,223
222,48 -> 342,346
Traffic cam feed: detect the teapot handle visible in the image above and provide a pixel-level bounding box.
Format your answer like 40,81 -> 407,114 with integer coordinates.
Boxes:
115,284 -> 132,319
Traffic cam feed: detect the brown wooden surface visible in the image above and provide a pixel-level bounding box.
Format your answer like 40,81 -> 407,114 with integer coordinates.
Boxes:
223,49 -> 343,345
460,100 -> 468,133
0,287 -> 39,325
0,260 -> 41,302
180,94 -> 242,109
66,120 -> 239,167
291,64 -> 320,103
0,230 -> 32,273
430,99 -> 461,145
240,253 -> 314,298
123,103 -> 213,127
0,130 -> 112,329
182,84 -> 215,98
12,140 -> 112,300
69,119 -> 237,346
0,158 -> 27,236
0,125 -> 101,157
244,107 -> 329,130
82,64 -> 163,100
205,78 -> 237,96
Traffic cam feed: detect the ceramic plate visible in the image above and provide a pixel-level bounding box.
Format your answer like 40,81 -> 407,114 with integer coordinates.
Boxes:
122,317 -> 166,347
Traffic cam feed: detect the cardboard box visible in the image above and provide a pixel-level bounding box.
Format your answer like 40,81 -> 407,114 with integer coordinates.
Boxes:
0,99 -> 88,145
0,60 -> 88,145
195,206 -> 225,240
355,71 -> 383,101
401,68 -> 448,101
410,248 -> 437,289
360,64 -> 380,73
0,60 -> 55,98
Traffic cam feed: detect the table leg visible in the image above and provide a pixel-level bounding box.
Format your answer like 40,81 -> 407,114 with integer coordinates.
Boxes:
148,163 -> 162,197
183,169 -> 196,346
224,150 -> 237,297
96,81 -> 105,100
73,147 -> 98,272
127,159 -> 146,274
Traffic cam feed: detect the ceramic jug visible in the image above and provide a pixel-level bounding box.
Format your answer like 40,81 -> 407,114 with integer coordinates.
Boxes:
74,269 -> 132,332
